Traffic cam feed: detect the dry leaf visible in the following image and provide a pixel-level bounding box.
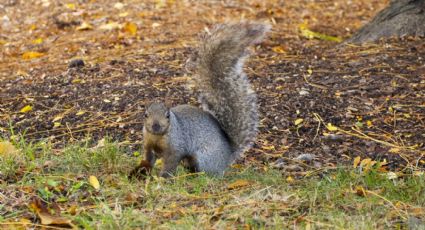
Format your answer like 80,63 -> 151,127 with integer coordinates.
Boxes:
228,179 -> 251,190
65,3 -> 76,10
123,22 -> 137,36
99,22 -> 122,31
22,51 -> 44,60
360,158 -> 372,168
387,172 -> 398,180
299,23 -> 342,42
30,198 -> 76,229
32,38 -> 43,44
89,175 -> 100,190
272,46 -> 286,54
294,118 -> 304,126
326,123 -> 338,131
353,156 -> 361,168
76,22 -> 93,31
286,176 -> 295,183
76,110 -> 86,116
20,105 -> 33,113
0,141 -> 20,158
354,186 -> 367,197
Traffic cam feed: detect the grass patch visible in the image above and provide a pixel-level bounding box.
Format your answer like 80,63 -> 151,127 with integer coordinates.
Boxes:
0,138 -> 424,229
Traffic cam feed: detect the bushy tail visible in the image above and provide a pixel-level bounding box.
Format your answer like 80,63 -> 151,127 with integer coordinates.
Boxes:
193,22 -> 270,158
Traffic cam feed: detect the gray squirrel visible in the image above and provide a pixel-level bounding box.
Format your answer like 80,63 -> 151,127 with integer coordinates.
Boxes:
129,22 -> 270,178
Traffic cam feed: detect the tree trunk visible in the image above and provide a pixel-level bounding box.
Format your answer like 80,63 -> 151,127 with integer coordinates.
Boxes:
347,0 -> 425,43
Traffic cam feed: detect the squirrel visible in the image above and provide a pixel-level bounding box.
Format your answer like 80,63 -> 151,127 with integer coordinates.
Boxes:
129,22 -> 270,178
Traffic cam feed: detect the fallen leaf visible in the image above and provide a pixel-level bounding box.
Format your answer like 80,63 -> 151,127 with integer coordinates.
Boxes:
0,141 -> 20,158
99,22 -> 122,31
76,22 -> 93,31
353,156 -> 361,168
32,38 -> 43,44
326,123 -> 338,131
286,176 -> 295,183
123,22 -> 137,36
228,179 -> 251,190
354,186 -> 367,197
294,118 -> 304,126
299,23 -> 342,42
65,3 -> 76,10
386,172 -> 398,180
76,110 -> 86,116
30,198 -> 76,228
22,51 -> 44,60
272,46 -> 286,54
307,69 -> 313,75
360,158 -> 372,168
89,175 -> 100,190
20,105 -> 33,113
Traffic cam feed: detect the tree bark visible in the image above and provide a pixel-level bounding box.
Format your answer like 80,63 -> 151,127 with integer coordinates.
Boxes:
347,0 -> 425,43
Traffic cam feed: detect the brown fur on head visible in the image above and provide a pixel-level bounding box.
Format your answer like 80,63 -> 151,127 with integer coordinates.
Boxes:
144,102 -> 170,135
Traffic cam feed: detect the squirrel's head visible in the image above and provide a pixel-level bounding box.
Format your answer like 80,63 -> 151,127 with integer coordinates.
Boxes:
144,102 -> 170,135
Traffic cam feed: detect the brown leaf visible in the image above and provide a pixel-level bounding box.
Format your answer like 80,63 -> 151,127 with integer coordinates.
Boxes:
227,179 -> 251,190
30,197 -> 76,229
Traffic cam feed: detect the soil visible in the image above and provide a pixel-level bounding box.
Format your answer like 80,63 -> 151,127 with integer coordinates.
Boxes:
1,0 -> 424,171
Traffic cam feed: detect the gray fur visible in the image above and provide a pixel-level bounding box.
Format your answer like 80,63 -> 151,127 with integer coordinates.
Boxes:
194,22 -> 270,157
139,22 -> 269,177
169,105 -> 233,175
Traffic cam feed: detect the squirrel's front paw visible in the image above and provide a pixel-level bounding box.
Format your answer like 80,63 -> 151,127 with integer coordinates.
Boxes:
128,160 -> 152,180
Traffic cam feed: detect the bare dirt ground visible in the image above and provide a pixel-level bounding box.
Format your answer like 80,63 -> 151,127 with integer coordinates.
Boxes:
1,0 -> 424,172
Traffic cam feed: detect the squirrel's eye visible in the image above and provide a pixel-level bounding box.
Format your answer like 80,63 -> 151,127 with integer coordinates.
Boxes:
165,112 -> 170,119
144,113 -> 148,118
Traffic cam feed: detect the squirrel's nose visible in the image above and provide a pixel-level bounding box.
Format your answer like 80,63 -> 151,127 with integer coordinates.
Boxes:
152,123 -> 161,132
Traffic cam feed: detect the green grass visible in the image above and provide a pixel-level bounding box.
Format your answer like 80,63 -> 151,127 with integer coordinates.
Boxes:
0,137 -> 424,229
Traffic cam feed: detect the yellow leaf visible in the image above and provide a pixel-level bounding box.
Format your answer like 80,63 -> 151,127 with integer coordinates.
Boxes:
366,120 -> 373,128
155,158 -> 163,167
119,12 -> 129,17
360,158 -> 372,168
0,141 -> 20,158
354,186 -> 367,197
22,51 -> 44,60
123,22 -> 137,36
89,175 -> 100,190
99,22 -> 122,31
262,145 -> 275,151
65,3 -> 76,10
52,114 -> 63,122
326,123 -> 338,131
228,179 -> 251,190
307,69 -> 313,75
32,38 -> 43,44
286,176 -> 294,183
53,122 -> 61,128
76,22 -> 93,31
76,111 -> 86,116
20,105 -> 33,113
299,23 -> 342,42
389,148 -> 401,153
294,118 -> 304,126
272,46 -> 285,54
353,156 -> 361,168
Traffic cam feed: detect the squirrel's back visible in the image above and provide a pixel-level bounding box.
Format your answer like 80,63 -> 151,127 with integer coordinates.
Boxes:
170,105 -> 233,174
